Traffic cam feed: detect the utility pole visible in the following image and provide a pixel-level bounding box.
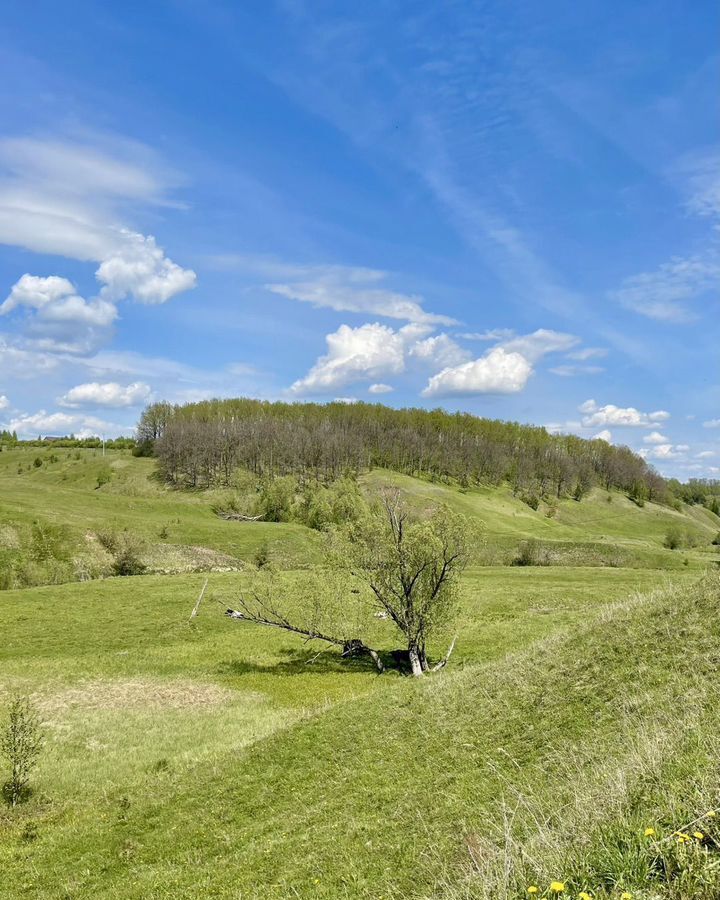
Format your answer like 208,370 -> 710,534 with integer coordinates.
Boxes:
102,434 -> 106,457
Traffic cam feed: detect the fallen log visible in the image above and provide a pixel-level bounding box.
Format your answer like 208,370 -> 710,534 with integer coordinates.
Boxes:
216,512 -> 264,522
225,606 -> 384,673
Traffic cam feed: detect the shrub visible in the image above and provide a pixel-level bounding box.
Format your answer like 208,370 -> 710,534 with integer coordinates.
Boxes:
30,522 -> 71,563
96,466 -> 112,489
255,476 -> 298,522
513,539 -> 543,566
33,457 -> 42,468
1,696 -> 43,806
132,440 -> 155,458
253,541 -> 271,569
96,529 -> 119,554
664,525 -> 684,550
713,532 -> 720,546
521,493 -> 540,511
112,548 -> 146,577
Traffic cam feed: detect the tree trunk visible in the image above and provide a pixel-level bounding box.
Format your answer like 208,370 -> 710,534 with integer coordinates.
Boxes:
408,645 -> 424,677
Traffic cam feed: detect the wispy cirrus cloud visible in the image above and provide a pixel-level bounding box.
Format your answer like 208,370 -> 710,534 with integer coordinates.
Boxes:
609,253 -> 719,322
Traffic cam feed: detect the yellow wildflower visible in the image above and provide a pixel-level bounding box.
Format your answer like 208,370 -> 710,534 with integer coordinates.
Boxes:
313,878 -> 320,884
620,894 -> 632,900
527,889 -> 539,896
644,827 -> 655,837
694,831 -> 704,840
578,893 -> 592,900
549,883 -> 565,893
706,811 -> 716,819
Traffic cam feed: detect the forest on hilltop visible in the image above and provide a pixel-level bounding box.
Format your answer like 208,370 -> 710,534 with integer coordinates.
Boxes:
139,398 -> 673,504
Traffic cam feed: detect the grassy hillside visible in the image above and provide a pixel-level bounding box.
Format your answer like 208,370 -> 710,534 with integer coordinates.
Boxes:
2,571 -> 719,898
1,447 -> 720,898
1,448 -> 717,590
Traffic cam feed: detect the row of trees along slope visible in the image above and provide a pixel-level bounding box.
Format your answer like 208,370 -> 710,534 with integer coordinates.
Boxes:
139,398 -> 668,503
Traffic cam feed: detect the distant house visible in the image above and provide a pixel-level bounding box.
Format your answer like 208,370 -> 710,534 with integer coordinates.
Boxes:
42,435 -> 67,442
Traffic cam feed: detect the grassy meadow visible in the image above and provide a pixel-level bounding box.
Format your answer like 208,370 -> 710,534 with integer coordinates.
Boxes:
1,446 -> 720,898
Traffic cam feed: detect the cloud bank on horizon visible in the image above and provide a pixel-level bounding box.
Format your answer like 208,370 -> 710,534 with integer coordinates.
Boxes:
0,1 -> 717,478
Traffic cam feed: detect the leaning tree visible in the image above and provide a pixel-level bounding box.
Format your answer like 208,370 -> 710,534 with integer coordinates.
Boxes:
225,490 -> 474,676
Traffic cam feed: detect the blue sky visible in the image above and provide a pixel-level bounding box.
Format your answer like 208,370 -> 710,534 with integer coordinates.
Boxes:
0,1 -> 718,478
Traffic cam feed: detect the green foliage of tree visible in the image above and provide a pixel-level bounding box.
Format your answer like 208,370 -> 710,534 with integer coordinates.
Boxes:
226,491 -> 477,676
337,491 -> 475,675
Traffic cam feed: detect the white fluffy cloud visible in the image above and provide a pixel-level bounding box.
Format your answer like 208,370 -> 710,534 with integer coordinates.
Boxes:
265,265 -> 454,325
292,323 -> 592,397
409,333 -> 471,368
643,431 -> 670,445
579,399 -> 670,428
0,135 -> 196,357
422,347 -> 532,397
368,383 -> 393,394
8,410 -> 131,440
1,274 -> 118,353
290,323 -> 409,394
58,381 -> 152,409
639,443 -> 690,461
703,419 -> 720,429
0,394 -> 9,410
96,231 -> 197,304
593,429 -> 613,442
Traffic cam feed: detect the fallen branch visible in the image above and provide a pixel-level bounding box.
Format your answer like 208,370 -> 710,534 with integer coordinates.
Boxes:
216,512 -> 264,522
224,601 -> 385,673
431,634 -> 458,671
189,578 -> 209,622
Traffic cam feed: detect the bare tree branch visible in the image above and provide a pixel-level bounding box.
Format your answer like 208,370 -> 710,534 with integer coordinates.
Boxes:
431,634 -> 458,671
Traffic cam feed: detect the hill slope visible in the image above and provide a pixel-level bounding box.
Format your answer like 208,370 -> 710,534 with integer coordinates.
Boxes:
3,570 -> 719,898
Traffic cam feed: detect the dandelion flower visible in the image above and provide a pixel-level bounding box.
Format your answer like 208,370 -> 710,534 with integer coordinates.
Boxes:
549,882 -> 565,893
578,893 -> 592,900
644,827 -> 655,837
313,878 -> 320,884
706,811 -> 716,819
694,831 -> 704,840
527,889 -> 539,896
620,894 -> 632,900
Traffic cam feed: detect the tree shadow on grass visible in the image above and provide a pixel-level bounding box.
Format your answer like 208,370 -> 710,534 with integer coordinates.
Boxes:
216,646 -> 409,677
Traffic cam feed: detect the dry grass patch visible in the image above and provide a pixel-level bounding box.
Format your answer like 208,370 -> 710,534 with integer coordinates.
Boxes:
36,677 -> 239,714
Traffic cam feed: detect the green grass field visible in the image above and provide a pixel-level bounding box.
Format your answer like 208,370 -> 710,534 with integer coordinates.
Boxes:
1,448 -> 720,898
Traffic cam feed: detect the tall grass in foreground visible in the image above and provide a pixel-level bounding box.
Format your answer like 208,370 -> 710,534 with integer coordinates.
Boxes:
434,574 -> 720,899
